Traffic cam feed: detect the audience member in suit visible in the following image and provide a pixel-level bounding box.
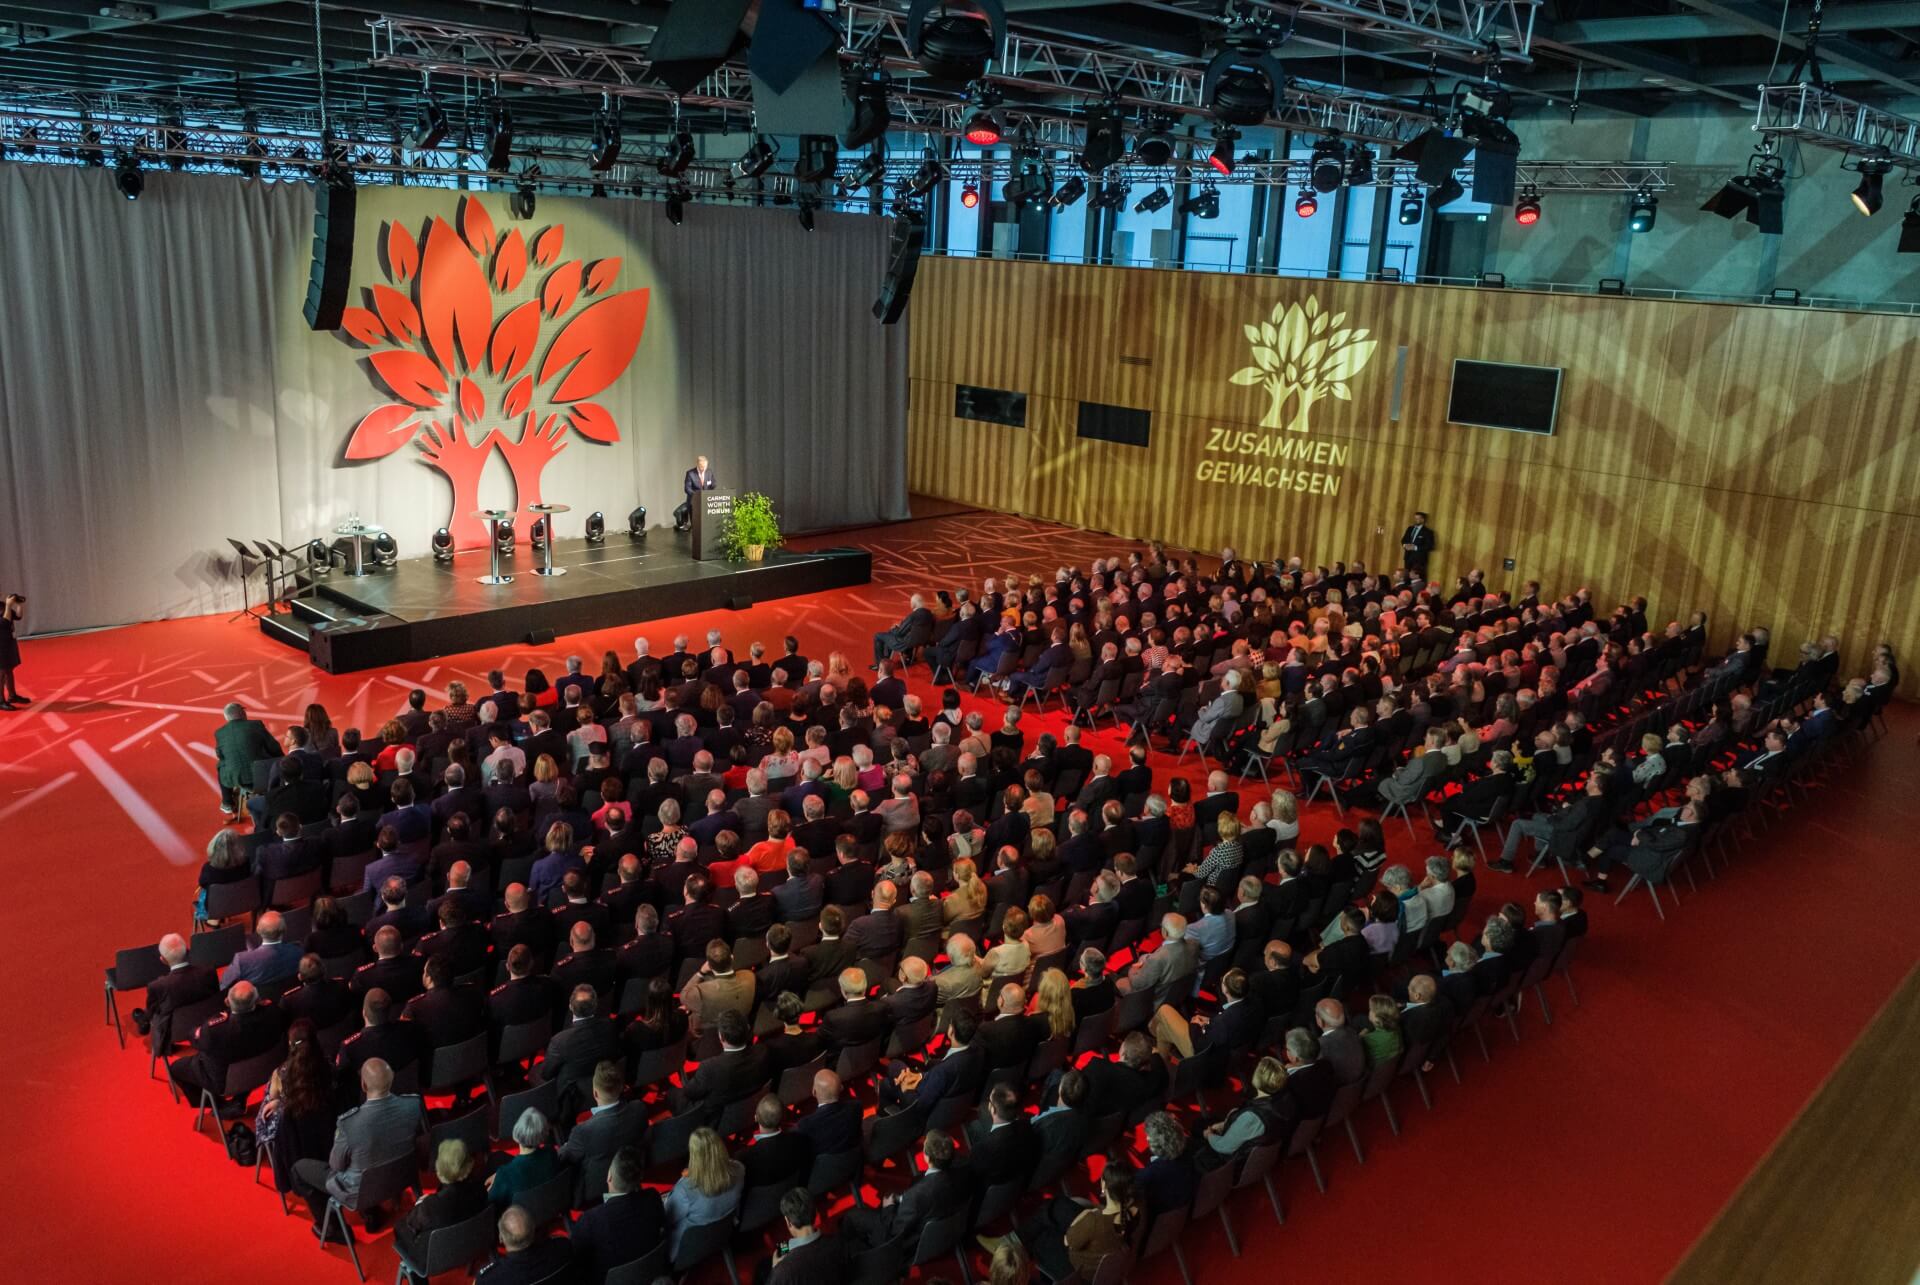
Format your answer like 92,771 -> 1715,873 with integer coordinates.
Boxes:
551,921 -> 619,1014
1121,913 -> 1199,1009
765,1188 -> 846,1285
1191,771 -> 1241,843
1306,910 -> 1370,988
679,1011 -> 772,1114
167,976 -> 288,1113
216,703 -> 282,817
616,904 -> 674,986
488,945 -> 557,1037
131,933 -> 220,1054
879,1008 -> 986,1112
1134,1111 -> 1198,1219
841,1129 -> 968,1252
280,954 -> 356,1035
424,857 -> 490,929
490,884 -> 557,974
881,957 -> 939,1026
771,853 -> 825,926
668,874 -> 728,971
682,940 -> 757,1038
413,899 -> 491,979
725,868 -> 777,942
976,982 -> 1048,1071
1077,1032 -> 1168,1121
474,1205 -> 572,1285
821,968 -> 890,1053
567,1145 -> 666,1285
870,594 -> 937,667
365,877 -> 430,950
741,1094 -> 814,1193
967,1084 -> 1043,1189
254,812 -> 323,895
535,986 -> 621,1121
845,882 -> 905,960
361,827 -> 424,897
291,1056 -> 427,1238
559,1062 -> 649,1190
334,989 -> 420,1098
1148,967 -> 1263,1060
1314,998 -> 1366,1085
250,754 -> 333,830
402,953 -> 488,1054
352,926 -> 424,1006
794,1069 -> 862,1157
1399,974 -> 1452,1053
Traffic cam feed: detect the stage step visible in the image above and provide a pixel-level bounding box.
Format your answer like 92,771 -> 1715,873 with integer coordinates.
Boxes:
289,595 -> 349,628
257,611 -> 312,653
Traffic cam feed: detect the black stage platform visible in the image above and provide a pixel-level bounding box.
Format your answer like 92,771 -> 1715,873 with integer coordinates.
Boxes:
260,533 -> 871,673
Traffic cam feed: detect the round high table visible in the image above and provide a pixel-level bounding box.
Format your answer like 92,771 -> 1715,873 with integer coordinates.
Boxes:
473,510 -> 516,585
333,521 -> 385,577
528,503 -> 571,577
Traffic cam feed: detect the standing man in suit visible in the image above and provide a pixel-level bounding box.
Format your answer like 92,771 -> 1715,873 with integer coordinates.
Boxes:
216,701 -> 281,820
1400,510 -> 1437,577
674,454 -> 716,532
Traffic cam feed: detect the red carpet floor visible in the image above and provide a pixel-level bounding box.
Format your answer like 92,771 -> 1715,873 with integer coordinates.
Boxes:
2,508 -> 1914,1285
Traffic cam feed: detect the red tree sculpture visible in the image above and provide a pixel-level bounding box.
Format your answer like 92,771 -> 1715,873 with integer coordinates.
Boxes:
339,196 -> 648,550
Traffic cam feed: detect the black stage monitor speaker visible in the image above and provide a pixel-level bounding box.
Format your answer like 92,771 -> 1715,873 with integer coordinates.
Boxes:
527,627 -> 556,646
727,595 -> 755,611
303,181 -> 356,331
648,0 -> 752,95
873,214 -> 925,325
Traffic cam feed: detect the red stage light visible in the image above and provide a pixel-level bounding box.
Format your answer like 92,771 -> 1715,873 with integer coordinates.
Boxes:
964,115 -> 1001,146
1294,193 -> 1318,218
960,183 -> 980,209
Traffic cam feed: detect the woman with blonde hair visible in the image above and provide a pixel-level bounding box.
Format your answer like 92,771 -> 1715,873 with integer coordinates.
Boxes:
396,1137 -> 487,1267
825,651 -> 854,687
1363,994 -> 1403,1065
664,1127 -> 745,1257
945,858 -> 989,923
1031,967 -> 1074,1040
762,726 -> 800,782
1267,790 -> 1300,843
529,753 -> 562,805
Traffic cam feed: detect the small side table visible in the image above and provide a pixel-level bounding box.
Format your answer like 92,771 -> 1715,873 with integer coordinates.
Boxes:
333,522 -> 385,577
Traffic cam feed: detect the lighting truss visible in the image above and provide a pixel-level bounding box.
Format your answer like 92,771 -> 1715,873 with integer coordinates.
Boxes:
1754,83 -> 1920,169
867,156 -> 1670,194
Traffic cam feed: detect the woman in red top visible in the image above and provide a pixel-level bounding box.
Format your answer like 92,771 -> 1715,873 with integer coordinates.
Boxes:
372,719 -> 413,772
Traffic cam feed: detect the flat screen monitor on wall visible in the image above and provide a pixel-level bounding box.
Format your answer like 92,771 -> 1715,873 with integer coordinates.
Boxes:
1447,358 -> 1562,435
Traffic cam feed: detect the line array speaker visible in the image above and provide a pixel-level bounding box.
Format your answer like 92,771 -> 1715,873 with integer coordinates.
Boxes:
301,181 -> 356,331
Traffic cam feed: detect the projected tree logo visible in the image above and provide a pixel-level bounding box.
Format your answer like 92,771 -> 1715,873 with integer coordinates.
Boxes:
1229,296 -> 1376,431
339,196 -> 648,549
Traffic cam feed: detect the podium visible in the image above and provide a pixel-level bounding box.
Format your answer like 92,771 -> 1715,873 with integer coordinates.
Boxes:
690,491 -> 733,561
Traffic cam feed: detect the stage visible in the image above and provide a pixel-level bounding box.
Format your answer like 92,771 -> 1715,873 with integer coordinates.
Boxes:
259,531 -> 872,673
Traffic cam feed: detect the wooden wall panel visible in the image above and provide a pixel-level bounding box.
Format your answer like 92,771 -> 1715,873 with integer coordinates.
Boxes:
906,258 -> 1920,692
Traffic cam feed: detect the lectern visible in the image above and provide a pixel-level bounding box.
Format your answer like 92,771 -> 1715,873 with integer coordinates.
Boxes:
690,491 -> 733,561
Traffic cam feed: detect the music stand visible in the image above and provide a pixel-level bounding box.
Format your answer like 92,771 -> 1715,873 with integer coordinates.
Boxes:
474,510 -> 515,585
527,504 -> 570,577
225,539 -> 263,623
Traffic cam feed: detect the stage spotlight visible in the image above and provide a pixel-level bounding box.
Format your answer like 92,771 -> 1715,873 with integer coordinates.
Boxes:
1700,149 -> 1784,234
795,134 -> 839,184
113,152 -> 143,200
903,153 -> 946,199
1134,111 -> 1175,165
1133,185 -> 1170,214
406,95 -> 449,152
844,62 -> 893,148
798,200 -> 816,232
510,178 -> 536,220
484,97 -> 513,172
494,519 -> 515,554
839,147 -> 887,195
1202,45 -> 1286,127
963,83 -> 1004,145
665,188 -> 687,225
1514,187 -> 1541,225
1347,146 -> 1375,186
732,134 -> 776,180
1628,190 -> 1658,233
1050,174 -> 1086,209
306,539 -> 333,576
1003,155 -> 1052,208
1180,183 -> 1220,219
1091,179 -> 1128,211
1294,191 -> 1318,218
1080,100 -> 1124,172
907,0 -> 1005,85
1901,196 -> 1920,253
590,104 -> 622,171
584,511 -> 605,544
431,527 -> 454,562
530,517 -> 549,550
1310,139 -> 1346,193
372,533 -> 398,567
1850,157 -> 1888,216
1208,126 -> 1239,176
1398,188 -> 1424,224
960,181 -> 980,209
627,505 -> 648,538
656,129 -> 694,177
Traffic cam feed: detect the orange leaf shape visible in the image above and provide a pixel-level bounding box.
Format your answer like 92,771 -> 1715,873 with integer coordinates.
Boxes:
533,225 -> 564,267
566,402 -> 620,444
493,229 -> 527,292
371,285 -> 421,346
504,375 -> 533,419
345,404 -> 418,460
541,262 -> 584,318
420,216 -> 493,375
386,221 -> 420,284
458,377 -> 484,424
460,196 -> 496,256
341,306 -> 386,346
369,348 -> 449,408
490,300 -> 541,383
586,258 -> 621,294
537,288 -> 651,402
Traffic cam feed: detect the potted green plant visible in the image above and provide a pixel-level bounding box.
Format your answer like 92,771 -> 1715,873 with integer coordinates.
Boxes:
722,491 -> 782,563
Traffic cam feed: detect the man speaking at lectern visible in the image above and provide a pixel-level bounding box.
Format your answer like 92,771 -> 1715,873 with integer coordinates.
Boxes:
675,455 -> 716,532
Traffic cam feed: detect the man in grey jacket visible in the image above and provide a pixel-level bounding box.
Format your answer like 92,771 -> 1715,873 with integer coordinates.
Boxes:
293,1057 -> 425,1238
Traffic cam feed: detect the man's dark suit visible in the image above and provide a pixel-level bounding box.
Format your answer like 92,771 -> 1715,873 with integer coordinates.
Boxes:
967,1116 -> 1041,1188
975,1012 -> 1047,1070
569,1188 -> 666,1285
680,1045 -> 772,1109
821,997 -> 890,1052
1400,522 -> 1437,575
795,1097 -> 863,1157
1282,1059 -> 1338,1119
488,975 -> 559,1032
142,962 -> 221,1049
772,874 -> 825,923
169,1004 -> 285,1100
824,861 -> 875,908
402,983 -> 488,1051
491,909 -> 557,971
281,977 -> 355,1034
845,910 -> 902,960
767,1231 -> 847,1285
846,1167 -> 967,1250
741,1128 -> 814,1192
872,605 -> 937,666
537,1015 -> 622,1110
674,464 -> 717,530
